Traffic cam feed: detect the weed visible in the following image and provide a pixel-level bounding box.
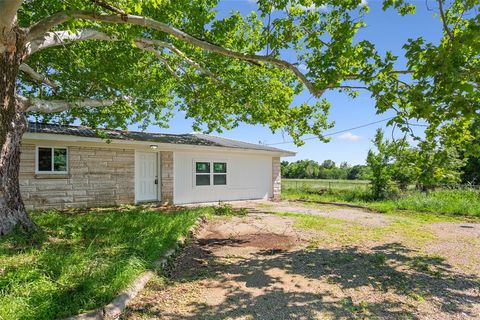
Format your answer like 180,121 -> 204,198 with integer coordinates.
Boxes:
213,202 -> 247,216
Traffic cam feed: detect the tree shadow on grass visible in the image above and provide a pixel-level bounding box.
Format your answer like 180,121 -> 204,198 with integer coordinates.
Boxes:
132,240 -> 480,320
0,207 -> 204,320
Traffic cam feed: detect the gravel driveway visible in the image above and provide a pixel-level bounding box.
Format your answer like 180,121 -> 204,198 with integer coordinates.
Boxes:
123,201 -> 480,320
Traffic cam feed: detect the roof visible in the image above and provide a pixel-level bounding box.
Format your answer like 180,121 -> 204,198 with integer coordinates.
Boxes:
27,122 -> 295,155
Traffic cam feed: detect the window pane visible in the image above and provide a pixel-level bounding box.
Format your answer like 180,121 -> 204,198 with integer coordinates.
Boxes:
196,174 -> 210,186
54,148 -> 67,172
196,162 -> 210,173
213,162 -> 227,173
38,148 -> 52,171
214,174 -> 227,185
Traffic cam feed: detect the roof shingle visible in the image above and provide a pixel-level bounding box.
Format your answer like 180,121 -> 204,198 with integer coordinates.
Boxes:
27,122 -> 294,155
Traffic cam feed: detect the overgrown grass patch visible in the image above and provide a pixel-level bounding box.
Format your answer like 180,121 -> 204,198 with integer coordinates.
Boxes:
283,187 -> 480,218
0,205 -> 211,320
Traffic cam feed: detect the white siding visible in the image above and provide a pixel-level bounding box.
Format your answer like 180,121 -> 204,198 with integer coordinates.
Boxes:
174,151 -> 273,204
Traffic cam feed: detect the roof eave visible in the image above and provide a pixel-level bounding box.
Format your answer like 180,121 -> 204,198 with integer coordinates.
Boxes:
23,132 -> 295,156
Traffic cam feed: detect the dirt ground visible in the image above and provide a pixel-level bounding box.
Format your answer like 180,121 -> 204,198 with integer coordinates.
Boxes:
123,200 -> 480,320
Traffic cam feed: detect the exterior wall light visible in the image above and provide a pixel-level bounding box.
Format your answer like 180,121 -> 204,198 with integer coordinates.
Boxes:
150,145 -> 158,150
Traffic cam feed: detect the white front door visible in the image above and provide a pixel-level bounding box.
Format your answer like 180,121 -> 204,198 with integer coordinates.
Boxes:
136,152 -> 158,202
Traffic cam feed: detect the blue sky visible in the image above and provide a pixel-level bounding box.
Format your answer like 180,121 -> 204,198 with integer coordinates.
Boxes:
134,0 -> 442,165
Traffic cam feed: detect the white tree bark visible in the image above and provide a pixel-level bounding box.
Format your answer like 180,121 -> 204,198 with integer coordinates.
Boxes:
19,64 -> 59,88
17,95 -> 115,113
26,29 -> 218,81
27,11 -> 322,96
26,29 -> 111,55
0,0 -> 22,31
0,0 -> 23,53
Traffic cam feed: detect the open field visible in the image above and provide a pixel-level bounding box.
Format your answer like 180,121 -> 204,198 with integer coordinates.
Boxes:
124,200 -> 480,319
282,182 -> 480,218
283,178 -> 370,191
0,206 -> 211,320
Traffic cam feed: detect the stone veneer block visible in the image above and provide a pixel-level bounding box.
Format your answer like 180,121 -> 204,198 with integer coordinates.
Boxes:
272,157 -> 281,201
19,144 -> 135,210
160,151 -> 174,204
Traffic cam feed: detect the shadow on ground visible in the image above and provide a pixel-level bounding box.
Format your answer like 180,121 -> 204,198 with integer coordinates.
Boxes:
127,235 -> 480,320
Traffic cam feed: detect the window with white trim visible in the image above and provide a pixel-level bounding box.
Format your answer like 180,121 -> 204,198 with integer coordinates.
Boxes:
37,147 -> 68,173
195,161 -> 227,186
213,162 -> 227,185
195,162 -> 210,186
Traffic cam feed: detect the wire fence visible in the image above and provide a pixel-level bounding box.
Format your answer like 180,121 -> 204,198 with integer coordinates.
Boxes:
282,179 -> 370,191
282,179 -> 480,192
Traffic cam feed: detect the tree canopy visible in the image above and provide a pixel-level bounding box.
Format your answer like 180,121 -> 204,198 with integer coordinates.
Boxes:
7,0 -> 477,146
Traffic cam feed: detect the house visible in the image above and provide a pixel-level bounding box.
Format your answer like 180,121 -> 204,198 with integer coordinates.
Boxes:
19,122 -> 295,210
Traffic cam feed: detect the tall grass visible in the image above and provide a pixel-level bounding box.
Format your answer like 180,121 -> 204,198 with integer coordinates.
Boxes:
0,206 -> 211,320
283,186 -> 480,218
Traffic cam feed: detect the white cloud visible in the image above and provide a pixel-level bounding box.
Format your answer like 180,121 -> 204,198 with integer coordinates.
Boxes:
338,132 -> 362,141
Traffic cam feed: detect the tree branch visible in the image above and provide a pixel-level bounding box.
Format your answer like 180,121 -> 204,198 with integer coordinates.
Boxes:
27,29 -> 219,82
0,0 -> 23,52
19,64 -> 59,89
136,43 -> 181,81
90,0 -> 127,17
135,38 -> 219,81
0,0 -> 22,31
26,29 -> 111,55
27,10 -> 322,96
327,85 -> 370,91
437,0 -> 454,40
17,95 -> 116,113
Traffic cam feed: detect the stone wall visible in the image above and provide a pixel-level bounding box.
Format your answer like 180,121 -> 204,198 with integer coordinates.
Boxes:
19,144 -> 135,210
272,157 -> 281,201
160,151 -> 174,204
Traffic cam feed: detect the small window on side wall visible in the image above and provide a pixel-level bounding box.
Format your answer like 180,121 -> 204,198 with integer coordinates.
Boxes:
37,147 -> 68,173
195,162 -> 210,186
195,161 -> 227,186
213,162 -> 227,185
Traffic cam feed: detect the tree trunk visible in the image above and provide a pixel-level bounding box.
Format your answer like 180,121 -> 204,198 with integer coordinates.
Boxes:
0,25 -> 35,235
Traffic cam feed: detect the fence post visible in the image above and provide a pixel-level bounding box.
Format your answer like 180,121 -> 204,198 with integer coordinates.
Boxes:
329,182 -> 331,191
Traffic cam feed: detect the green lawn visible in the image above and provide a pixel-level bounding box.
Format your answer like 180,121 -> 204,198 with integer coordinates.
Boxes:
0,206 -> 211,320
282,184 -> 480,218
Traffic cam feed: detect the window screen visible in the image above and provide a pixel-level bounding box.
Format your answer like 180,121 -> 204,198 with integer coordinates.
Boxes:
195,161 -> 227,186
37,147 -> 68,173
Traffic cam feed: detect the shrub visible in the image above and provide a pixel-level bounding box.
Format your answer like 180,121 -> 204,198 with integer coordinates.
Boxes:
213,202 -> 247,216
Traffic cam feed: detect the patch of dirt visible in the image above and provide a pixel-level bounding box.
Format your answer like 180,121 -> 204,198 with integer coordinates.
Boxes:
424,222 -> 480,274
430,222 -> 480,238
262,200 -> 393,227
207,233 -> 295,250
124,204 -> 480,320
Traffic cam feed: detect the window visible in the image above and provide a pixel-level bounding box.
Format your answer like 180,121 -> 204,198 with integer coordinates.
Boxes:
195,162 -> 210,186
37,147 -> 68,173
195,161 -> 227,186
213,162 -> 227,185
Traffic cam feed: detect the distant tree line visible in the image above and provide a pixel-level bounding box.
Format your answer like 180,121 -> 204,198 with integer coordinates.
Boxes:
281,129 -> 480,200
281,160 -> 368,180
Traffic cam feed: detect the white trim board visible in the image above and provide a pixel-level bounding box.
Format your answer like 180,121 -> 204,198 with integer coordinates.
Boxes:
23,132 -> 295,157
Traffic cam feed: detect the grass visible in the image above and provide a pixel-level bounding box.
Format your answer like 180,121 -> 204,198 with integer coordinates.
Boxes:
0,205 -> 212,320
283,178 -> 369,191
274,211 -> 436,247
282,182 -> 480,218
